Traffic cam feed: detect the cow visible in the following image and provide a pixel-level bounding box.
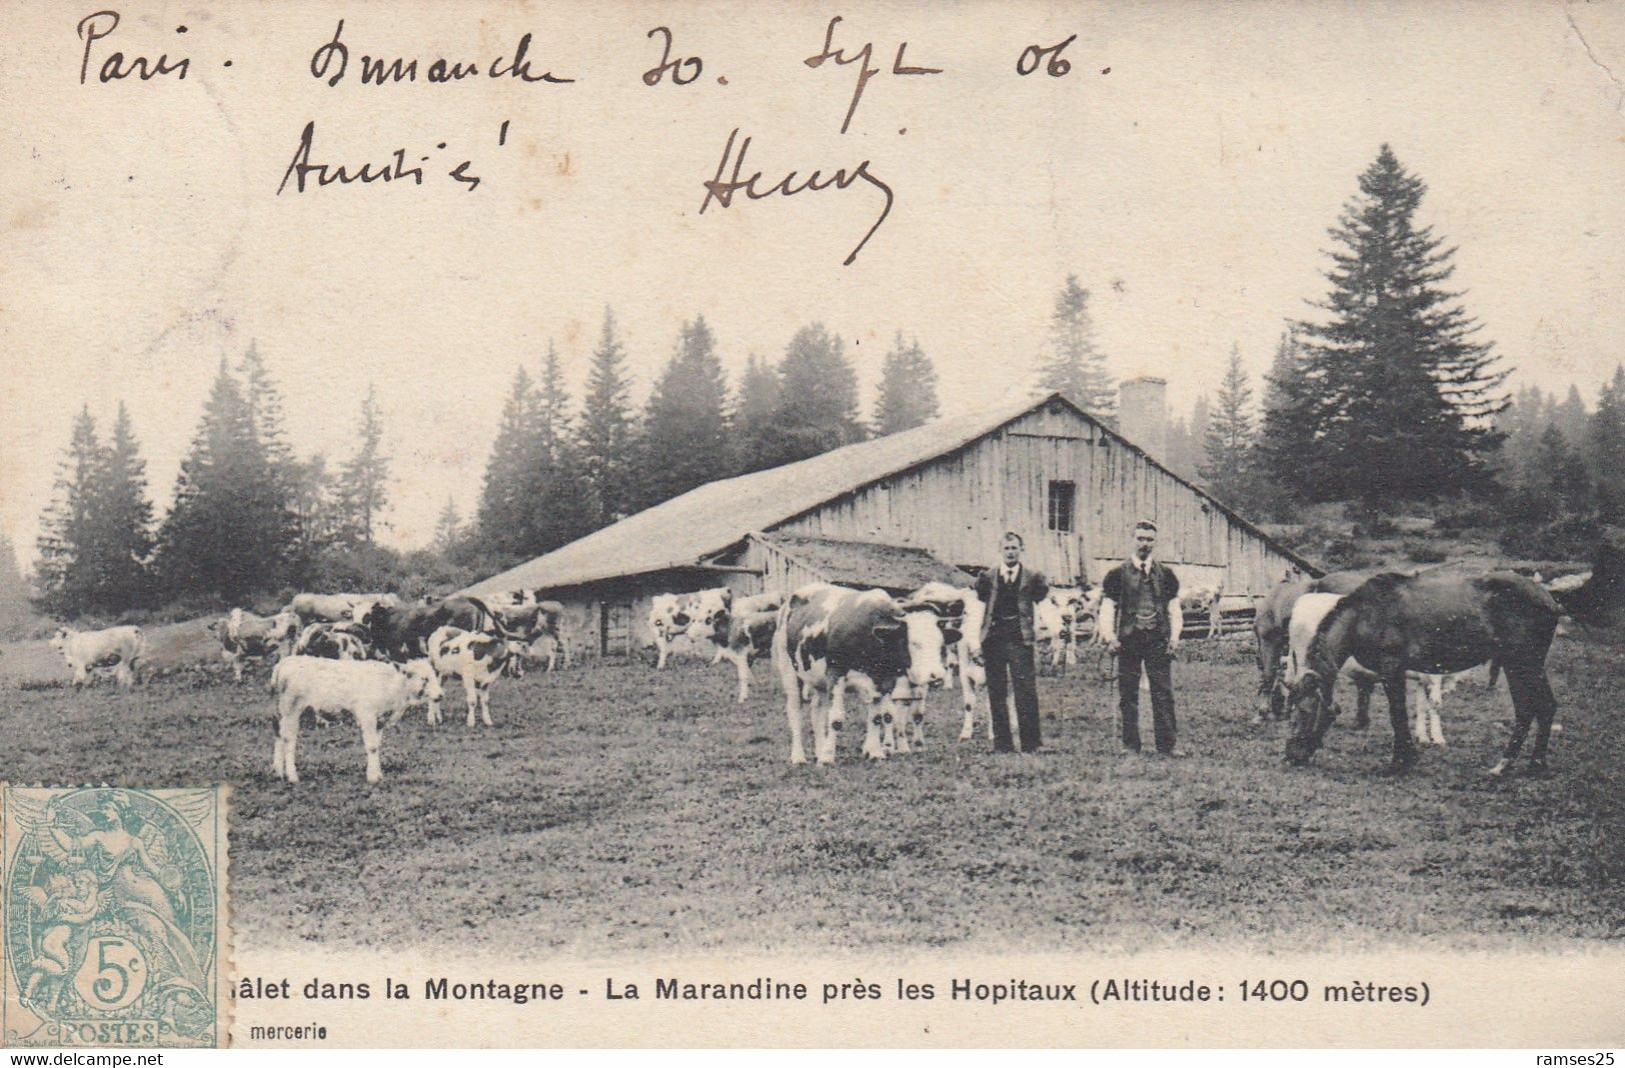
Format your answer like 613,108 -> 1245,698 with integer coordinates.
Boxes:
360,595 -> 506,663
1253,569 -> 1378,722
716,609 -> 780,703
648,588 -> 734,669
269,656 -> 435,784
424,625 -> 528,727
1034,584 -> 1099,670
215,609 -> 301,682
49,626 -> 145,689
1179,579 -> 1225,639
773,584 -> 952,764
293,621 -> 370,661
285,592 -> 394,624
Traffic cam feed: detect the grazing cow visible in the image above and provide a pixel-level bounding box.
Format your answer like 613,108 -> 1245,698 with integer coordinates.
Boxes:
217,609 -> 301,682
294,621 -> 370,661
648,588 -> 734,669
773,584 -> 952,764
360,595 -> 505,663
269,656 -> 435,784
424,625 -> 527,727
49,626 -> 145,689
1179,579 -> 1225,639
1253,569 -> 1377,721
1285,571 -> 1559,775
716,609 -> 780,703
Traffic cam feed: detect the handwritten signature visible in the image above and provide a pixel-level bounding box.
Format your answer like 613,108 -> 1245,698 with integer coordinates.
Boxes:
699,128 -> 894,267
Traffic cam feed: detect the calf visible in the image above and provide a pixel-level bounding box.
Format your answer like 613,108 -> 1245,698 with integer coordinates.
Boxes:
648,588 -> 733,669
294,621 -> 370,661
773,584 -> 950,764
717,609 -> 779,704
50,626 -> 145,689
269,656 -> 434,784
1034,586 -> 1084,670
425,625 -> 527,727
219,608 -> 301,682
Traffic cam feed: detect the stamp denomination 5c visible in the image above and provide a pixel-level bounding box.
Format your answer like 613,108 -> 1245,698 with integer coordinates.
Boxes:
2,786 -> 229,1049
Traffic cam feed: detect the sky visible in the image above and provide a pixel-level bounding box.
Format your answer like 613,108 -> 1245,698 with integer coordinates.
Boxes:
3,1 -> 1623,561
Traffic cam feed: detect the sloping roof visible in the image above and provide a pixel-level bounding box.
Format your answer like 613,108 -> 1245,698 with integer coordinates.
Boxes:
755,533 -> 974,592
462,390 -> 1316,597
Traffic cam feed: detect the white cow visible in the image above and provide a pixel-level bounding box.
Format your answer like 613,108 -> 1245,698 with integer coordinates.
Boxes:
425,625 -> 528,727
284,592 -> 397,624
269,656 -> 434,784
50,626 -> 145,689
1179,579 -> 1225,639
1035,585 -> 1096,669
219,608 -> 302,682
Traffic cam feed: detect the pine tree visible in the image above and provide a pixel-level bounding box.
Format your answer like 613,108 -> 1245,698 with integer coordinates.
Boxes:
335,384 -> 390,546
731,354 -> 782,475
94,402 -> 154,609
1163,411 -> 1197,481
1295,145 -> 1509,503
639,315 -> 731,507
1199,345 -> 1258,505
155,360 -> 291,602
478,366 -> 543,555
1038,275 -> 1114,416
34,407 -> 103,614
1256,329 -> 1328,500
433,497 -> 465,556
579,308 -> 638,524
237,341 -> 295,475
528,341 -> 597,552
1553,385 -> 1590,452
289,454 -> 340,564
764,323 -> 864,467
872,332 -> 940,435
1589,366 -> 1625,524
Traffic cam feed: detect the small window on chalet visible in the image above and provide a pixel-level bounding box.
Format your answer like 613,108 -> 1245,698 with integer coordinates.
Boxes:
1047,480 -> 1076,533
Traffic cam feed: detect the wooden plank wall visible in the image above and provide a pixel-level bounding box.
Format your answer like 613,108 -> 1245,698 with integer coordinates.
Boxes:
771,402 -> 1301,599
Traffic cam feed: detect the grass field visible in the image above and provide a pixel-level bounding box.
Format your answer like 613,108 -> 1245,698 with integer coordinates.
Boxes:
3,631 -> 1622,957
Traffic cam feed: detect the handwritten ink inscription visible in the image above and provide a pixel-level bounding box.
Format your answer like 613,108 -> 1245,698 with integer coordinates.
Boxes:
72,10 -> 1106,265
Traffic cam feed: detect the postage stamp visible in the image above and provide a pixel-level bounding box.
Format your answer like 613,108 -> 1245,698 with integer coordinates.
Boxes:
1,786 -> 229,1049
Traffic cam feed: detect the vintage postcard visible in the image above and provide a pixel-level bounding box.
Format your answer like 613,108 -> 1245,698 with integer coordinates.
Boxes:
2,0 -> 1623,1050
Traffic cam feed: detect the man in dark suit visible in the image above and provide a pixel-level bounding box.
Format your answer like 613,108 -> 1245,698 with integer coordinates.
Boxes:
1099,519 -> 1184,756
974,531 -> 1048,753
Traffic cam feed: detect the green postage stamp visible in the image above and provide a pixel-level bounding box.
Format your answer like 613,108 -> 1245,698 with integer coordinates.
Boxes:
2,786 -> 229,1049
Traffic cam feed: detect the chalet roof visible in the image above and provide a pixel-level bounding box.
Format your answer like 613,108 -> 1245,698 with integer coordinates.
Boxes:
462,389 -> 1316,597
753,533 -> 974,593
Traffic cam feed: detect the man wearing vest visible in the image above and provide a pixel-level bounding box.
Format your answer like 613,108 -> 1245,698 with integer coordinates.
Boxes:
1099,519 -> 1184,756
974,531 -> 1048,754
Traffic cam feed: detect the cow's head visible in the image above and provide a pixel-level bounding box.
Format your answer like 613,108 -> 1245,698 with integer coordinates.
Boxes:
49,627 -> 71,652
1048,586 -> 1085,624
685,588 -> 734,643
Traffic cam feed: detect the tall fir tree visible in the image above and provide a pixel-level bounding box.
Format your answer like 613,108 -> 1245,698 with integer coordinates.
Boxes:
1256,328 -> 1330,501
731,354 -> 782,475
433,497 -> 465,556
764,323 -> 864,467
1294,145 -> 1509,503
1038,275 -> 1114,416
34,407 -> 103,614
579,308 -> 638,525
639,315 -> 731,507
335,384 -> 391,546
1199,345 -> 1259,506
1163,411 -> 1197,482
156,360 -> 291,601
94,402 -> 155,609
478,366 -> 543,555
528,341 -> 597,551
872,332 -> 940,435
1553,385 -> 1590,452
1588,366 -> 1625,524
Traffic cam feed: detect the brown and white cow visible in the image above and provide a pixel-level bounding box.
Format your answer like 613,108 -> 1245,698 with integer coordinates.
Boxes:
424,625 -> 528,727
773,584 -> 952,764
293,621 -> 371,662
360,595 -> 506,663
648,588 -> 735,669
1179,579 -> 1226,639
50,626 -> 145,689
219,609 -> 302,682
1035,585 -> 1091,670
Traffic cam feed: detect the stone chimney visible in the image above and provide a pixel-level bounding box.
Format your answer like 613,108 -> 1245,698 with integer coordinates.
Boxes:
1117,377 -> 1168,461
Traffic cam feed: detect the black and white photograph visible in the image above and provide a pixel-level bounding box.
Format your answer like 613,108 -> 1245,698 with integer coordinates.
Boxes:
2,0 -> 1622,1048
